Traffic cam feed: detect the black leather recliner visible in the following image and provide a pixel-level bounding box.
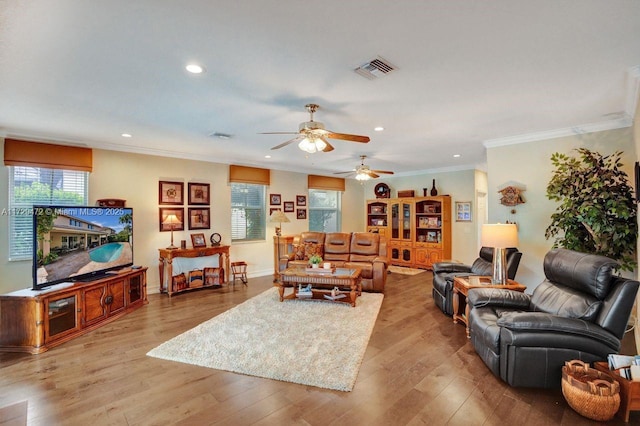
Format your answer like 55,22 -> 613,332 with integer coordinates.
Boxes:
468,248 -> 639,388
431,247 -> 522,315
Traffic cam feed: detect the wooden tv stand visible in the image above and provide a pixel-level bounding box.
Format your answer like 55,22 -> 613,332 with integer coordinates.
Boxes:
0,267 -> 147,354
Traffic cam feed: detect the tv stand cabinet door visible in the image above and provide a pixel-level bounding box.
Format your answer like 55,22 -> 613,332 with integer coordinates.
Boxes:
83,285 -> 107,326
106,279 -> 126,315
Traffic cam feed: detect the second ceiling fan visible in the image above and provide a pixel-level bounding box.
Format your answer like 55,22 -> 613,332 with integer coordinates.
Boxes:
334,155 -> 394,180
260,104 -> 370,153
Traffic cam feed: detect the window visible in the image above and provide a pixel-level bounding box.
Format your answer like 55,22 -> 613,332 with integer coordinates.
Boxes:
309,189 -> 341,232
8,166 -> 88,260
231,183 -> 266,241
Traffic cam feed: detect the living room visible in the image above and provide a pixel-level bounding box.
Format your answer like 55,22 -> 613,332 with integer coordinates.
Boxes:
1,2 -> 640,424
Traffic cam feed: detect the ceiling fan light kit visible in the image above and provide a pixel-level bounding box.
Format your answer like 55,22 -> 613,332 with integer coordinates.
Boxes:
261,104 -> 370,153
335,155 -> 395,180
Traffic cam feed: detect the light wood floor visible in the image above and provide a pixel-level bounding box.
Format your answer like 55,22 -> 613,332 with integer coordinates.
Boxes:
0,271 -> 637,425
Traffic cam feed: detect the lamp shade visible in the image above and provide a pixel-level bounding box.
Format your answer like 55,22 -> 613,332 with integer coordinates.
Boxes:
162,213 -> 181,226
269,210 -> 290,224
481,223 -> 518,248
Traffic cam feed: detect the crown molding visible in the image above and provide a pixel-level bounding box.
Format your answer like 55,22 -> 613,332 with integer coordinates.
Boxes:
482,116 -> 632,148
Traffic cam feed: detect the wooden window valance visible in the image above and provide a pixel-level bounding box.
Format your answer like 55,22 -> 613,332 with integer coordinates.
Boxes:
4,138 -> 93,172
308,175 -> 345,191
228,165 -> 271,185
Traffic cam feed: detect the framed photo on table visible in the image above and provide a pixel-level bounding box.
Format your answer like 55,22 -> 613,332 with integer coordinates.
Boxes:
456,201 -> 472,222
188,182 -> 210,205
190,233 -> 207,248
159,208 -> 185,232
159,181 -> 184,205
188,207 -> 210,230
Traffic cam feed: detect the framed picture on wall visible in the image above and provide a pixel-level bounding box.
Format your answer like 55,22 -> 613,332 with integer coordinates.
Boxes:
159,208 -> 185,232
296,195 -> 306,206
188,207 -> 210,230
270,194 -> 281,205
297,209 -> 307,219
455,201 -> 472,222
188,182 -> 210,205
269,207 -> 281,216
283,201 -> 294,212
159,181 -> 184,205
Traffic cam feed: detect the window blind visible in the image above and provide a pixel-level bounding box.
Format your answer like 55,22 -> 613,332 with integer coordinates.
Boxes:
9,166 -> 89,260
230,183 -> 266,241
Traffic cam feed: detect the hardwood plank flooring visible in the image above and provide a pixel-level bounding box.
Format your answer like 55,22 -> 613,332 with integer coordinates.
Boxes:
0,271 -> 637,425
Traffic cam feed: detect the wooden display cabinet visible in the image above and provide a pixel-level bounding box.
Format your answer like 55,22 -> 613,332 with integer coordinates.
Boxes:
0,267 -> 148,354
366,200 -> 388,236
369,195 -> 451,269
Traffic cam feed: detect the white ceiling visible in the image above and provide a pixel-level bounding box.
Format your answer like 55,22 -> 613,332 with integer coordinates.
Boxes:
1,1 -> 639,177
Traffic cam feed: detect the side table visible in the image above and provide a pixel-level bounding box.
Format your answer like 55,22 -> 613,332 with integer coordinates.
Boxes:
453,275 -> 526,338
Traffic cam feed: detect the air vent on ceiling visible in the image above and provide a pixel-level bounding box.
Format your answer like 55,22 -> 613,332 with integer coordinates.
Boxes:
209,132 -> 233,139
354,56 -> 396,80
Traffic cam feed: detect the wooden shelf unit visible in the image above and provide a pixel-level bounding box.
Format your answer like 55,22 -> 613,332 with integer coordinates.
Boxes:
0,267 -> 147,354
366,196 -> 451,269
594,361 -> 640,422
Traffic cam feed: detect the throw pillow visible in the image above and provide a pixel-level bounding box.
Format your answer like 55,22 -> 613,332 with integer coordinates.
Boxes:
304,242 -> 323,260
293,244 -> 306,260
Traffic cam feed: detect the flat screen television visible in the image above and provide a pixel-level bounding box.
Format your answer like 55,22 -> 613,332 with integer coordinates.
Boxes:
32,205 -> 134,290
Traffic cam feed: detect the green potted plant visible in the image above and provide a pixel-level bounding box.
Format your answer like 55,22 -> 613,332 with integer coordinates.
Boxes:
545,148 -> 637,272
308,254 -> 323,268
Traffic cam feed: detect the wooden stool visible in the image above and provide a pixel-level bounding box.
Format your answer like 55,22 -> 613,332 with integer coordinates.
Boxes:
230,261 -> 248,287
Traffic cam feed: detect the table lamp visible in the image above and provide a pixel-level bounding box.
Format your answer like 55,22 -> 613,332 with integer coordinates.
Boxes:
269,210 -> 290,237
481,223 -> 518,284
162,213 -> 181,249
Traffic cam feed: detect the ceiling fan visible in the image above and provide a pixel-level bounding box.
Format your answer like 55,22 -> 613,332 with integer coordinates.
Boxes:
260,104 -> 370,153
334,155 -> 394,180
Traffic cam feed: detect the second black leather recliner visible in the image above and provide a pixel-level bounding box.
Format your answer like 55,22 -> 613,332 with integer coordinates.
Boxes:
432,247 -> 522,315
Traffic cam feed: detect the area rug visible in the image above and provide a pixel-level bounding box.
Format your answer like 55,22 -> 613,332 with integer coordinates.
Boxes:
388,265 -> 426,275
147,287 -> 384,391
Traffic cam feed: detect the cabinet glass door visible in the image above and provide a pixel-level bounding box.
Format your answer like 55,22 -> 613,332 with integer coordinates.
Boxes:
129,274 -> 142,304
47,294 -> 79,338
402,203 -> 411,240
391,203 -> 399,239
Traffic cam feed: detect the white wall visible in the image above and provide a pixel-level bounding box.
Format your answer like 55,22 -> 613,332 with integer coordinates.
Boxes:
486,127 -> 636,292
0,142 -> 365,294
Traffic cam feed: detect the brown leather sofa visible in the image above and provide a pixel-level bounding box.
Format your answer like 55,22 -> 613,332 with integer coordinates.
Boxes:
278,231 -> 388,293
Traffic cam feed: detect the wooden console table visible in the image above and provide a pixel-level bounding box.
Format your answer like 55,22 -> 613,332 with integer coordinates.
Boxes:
158,246 -> 230,297
453,275 -> 526,338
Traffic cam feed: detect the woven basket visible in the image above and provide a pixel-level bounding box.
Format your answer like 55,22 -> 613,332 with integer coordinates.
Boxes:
561,360 -> 620,421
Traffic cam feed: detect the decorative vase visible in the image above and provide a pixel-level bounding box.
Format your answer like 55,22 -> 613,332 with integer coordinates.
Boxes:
430,179 -> 438,196
423,188 -> 428,197
312,264 -> 319,268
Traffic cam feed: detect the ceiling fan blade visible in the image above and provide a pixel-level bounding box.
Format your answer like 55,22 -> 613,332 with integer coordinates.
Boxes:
333,170 -> 355,175
367,171 -> 380,179
371,169 -> 394,175
271,136 -> 303,150
320,137 -> 334,152
325,132 -> 370,143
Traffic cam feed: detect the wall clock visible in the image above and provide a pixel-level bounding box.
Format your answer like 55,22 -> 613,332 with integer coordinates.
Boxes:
374,183 -> 390,198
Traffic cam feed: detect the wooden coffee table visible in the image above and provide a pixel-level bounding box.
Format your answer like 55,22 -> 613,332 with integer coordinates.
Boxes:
453,275 -> 526,338
278,266 -> 362,307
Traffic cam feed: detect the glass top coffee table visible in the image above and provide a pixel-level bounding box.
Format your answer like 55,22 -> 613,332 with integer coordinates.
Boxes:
278,266 -> 362,307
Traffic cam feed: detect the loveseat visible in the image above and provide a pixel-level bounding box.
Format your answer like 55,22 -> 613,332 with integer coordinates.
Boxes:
468,248 -> 639,388
279,232 -> 388,292
432,247 -> 522,315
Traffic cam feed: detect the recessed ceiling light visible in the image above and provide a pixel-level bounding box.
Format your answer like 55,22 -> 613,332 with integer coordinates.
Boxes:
264,155 -> 271,159
374,126 -> 384,132
121,133 -> 132,138
185,64 -> 205,74
453,154 -> 461,158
